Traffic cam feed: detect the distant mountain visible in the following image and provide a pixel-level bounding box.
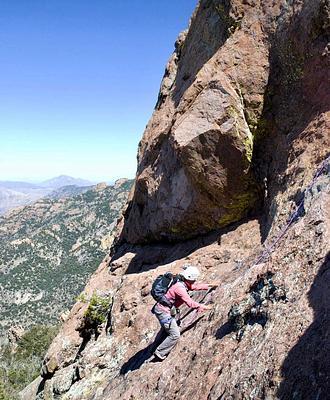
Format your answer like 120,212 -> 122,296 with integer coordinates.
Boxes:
0,181 -> 41,191
40,175 -> 94,189
47,184 -> 94,200
0,179 -> 133,334
0,176 -> 96,215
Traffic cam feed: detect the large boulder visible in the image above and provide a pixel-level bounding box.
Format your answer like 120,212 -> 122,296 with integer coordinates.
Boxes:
118,0 -> 272,244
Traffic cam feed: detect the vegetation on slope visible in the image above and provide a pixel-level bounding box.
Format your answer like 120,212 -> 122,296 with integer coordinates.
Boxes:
0,180 -> 133,333
0,325 -> 58,400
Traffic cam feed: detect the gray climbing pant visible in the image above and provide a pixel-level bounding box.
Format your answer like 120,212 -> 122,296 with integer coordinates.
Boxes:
153,304 -> 180,359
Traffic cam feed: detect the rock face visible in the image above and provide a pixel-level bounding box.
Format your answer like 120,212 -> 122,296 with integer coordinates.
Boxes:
117,0 -> 330,245
38,176 -> 329,400
32,0 -> 329,399
119,0 -> 268,244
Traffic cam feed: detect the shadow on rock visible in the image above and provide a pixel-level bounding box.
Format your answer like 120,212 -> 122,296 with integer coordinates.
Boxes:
171,0 -> 236,107
253,0 -> 330,243
215,321 -> 234,340
36,378 -> 46,395
215,272 -> 286,341
277,252 -> 330,399
111,218 -> 253,276
120,330 -> 166,375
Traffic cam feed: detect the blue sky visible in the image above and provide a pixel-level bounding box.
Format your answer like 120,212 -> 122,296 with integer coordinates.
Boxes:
0,0 -> 197,182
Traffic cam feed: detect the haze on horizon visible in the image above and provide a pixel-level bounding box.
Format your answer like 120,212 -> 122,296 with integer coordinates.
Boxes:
0,0 -> 196,183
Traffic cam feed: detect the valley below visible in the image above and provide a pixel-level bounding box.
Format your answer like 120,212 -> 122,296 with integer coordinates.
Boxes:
0,179 -> 133,334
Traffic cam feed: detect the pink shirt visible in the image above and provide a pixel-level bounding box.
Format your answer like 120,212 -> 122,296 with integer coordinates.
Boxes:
157,281 -> 209,314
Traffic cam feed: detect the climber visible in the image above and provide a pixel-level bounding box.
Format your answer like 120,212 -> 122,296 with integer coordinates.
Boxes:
150,265 -> 217,362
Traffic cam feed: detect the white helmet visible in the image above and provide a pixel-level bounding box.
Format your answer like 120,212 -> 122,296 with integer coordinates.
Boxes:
181,265 -> 200,281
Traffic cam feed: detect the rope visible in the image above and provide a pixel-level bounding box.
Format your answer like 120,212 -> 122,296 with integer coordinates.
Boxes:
118,154 -> 330,377
249,153 -> 330,268
181,154 -> 330,330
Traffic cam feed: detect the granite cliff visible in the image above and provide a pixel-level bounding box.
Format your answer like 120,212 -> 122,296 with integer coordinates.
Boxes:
25,0 -> 329,399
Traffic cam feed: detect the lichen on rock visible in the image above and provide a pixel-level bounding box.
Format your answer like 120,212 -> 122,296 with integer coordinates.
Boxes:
228,272 -> 287,340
